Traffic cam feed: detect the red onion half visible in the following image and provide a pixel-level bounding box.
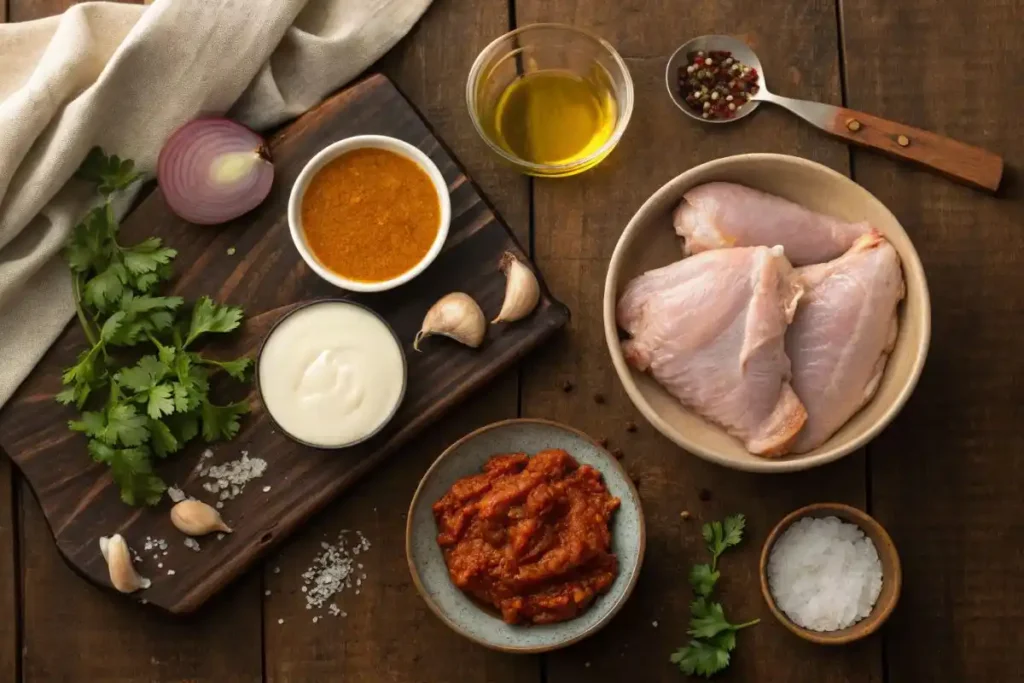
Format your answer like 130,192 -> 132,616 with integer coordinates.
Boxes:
157,118 -> 274,225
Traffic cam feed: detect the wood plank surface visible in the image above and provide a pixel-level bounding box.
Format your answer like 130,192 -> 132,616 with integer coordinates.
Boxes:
840,0 -> 1024,680
6,3 -> 261,681
513,1 -> 881,681
0,452 -> 17,683
0,72 -> 567,614
259,1 -> 540,681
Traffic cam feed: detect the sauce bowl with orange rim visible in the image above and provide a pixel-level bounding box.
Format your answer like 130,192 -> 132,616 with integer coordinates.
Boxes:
287,135 -> 452,293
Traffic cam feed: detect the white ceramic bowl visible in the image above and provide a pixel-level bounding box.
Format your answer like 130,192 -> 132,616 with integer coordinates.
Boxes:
604,154 -> 931,473
287,135 -> 452,293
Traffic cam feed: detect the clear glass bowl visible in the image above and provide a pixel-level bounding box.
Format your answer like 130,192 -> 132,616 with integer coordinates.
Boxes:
466,24 -> 634,177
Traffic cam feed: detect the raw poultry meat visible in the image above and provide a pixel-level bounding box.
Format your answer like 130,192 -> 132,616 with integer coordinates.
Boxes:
617,245 -> 807,456
674,182 -> 871,265
786,231 -> 905,453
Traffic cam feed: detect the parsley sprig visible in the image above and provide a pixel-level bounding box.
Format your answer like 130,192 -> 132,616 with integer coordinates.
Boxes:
58,148 -> 252,505
670,514 -> 759,678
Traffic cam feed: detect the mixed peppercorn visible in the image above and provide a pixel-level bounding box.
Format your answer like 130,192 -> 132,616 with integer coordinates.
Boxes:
677,50 -> 760,120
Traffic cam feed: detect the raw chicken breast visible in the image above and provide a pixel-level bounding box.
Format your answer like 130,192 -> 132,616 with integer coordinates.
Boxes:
786,231 -> 905,453
674,182 -> 870,265
617,246 -> 807,457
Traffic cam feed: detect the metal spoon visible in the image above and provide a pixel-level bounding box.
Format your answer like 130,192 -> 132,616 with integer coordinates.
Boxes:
665,35 -> 1003,192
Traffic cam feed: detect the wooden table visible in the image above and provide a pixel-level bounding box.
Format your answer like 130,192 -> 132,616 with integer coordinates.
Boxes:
2,0 -> 1022,680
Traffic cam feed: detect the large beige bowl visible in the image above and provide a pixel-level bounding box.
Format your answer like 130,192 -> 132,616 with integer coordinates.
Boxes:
604,154 -> 931,472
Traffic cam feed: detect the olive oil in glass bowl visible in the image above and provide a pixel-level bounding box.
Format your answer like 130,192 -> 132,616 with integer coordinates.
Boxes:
467,24 -> 634,177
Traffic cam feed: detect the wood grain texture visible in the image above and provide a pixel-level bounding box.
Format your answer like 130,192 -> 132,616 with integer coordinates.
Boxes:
841,0 -> 1024,680
822,105 -> 1003,191
514,0 -> 880,681
260,1 -> 539,681
0,452 -> 16,683
0,73 -> 568,615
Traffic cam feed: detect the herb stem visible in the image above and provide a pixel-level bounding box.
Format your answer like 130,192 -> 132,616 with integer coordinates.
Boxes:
72,273 -> 99,347
732,618 -> 760,630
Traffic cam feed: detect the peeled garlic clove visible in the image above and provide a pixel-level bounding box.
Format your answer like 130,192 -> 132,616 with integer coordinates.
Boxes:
170,499 -> 232,536
99,534 -> 151,593
492,252 -> 540,323
413,292 -> 487,351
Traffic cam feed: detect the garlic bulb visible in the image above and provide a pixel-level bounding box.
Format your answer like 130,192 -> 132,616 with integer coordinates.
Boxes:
99,534 -> 151,593
492,252 -> 540,323
170,499 -> 232,536
413,292 -> 487,351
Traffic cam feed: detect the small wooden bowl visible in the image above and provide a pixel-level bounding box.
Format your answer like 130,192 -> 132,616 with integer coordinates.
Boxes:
759,503 -> 901,645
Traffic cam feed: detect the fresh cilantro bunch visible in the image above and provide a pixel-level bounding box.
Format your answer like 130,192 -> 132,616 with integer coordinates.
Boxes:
58,148 -> 252,506
670,514 -> 759,678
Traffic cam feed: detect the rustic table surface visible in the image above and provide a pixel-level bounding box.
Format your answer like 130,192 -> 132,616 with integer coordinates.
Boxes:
2,0 -> 1022,681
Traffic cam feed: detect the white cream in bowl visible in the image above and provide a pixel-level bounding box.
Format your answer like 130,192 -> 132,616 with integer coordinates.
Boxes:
258,301 -> 406,448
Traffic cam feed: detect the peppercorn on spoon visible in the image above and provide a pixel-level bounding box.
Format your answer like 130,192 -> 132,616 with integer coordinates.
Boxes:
666,34 -> 1003,192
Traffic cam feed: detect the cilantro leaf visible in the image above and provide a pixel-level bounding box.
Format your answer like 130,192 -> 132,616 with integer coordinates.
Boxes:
69,411 -> 106,439
689,563 -> 720,597
670,640 -> 731,678
76,147 -> 143,195
185,296 -> 244,346
105,403 -> 150,446
688,600 -> 732,639
64,205 -> 116,273
121,237 -> 177,276
116,355 -> 168,392
146,384 -> 175,419
200,399 -> 249,442
83,262 -> 128,311
108,447 -> 166,506
709,630 -> 736,653
703,513 -> 747,569
148,418 -> 180,458
203,356 -> 252,381
167,412 -> 200,444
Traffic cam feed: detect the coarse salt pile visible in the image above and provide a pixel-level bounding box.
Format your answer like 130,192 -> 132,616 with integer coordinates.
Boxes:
766,516 -> 883,632
200,450 -> 268,508
301,531 -> 370,618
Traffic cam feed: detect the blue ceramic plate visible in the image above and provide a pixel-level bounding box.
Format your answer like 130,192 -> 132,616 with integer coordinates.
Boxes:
406,419 -> 646,653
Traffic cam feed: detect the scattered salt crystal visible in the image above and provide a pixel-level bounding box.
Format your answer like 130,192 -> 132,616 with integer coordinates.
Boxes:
200,452 -> 268,502
216,533 -> 225,541
263,486 -> 271,493
167,486 -> 186,503
215,502 -> 224,509
274,566 -> 281,574
157,563 -> 163,569
167,569 -> 176,576
300,530 -> 371,613
265,590 -> 271,596
184,538 -> 200,552
652,621 -> 658,628
312,617 -> 318,623
767,516 -> 883,632
278,618 -> 284,625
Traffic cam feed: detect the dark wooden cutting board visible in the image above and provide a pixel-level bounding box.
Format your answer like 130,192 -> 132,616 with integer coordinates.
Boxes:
0,74 -> 569,613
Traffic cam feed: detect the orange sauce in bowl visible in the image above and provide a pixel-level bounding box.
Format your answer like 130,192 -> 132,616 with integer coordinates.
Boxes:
300,148 -> 440,282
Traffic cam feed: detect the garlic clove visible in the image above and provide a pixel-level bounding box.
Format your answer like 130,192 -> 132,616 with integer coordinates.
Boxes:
170,499 -> 233,536
99,534 -> 151,593
413,292 -> 487,351
492,252 -> 540,323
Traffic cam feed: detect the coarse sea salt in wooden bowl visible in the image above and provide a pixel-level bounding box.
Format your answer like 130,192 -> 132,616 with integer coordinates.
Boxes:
759,503 -> 901,645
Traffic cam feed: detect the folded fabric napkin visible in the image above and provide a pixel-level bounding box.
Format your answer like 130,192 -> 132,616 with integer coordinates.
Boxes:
0,0 -> 432,408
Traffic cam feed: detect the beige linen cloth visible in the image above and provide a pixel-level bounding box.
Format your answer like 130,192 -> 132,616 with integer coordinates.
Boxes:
0,0 -> 432,408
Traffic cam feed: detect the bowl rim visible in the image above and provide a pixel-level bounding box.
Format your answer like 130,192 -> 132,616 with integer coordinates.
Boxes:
603,152 -> 932,473
758,502 -> 902,645
465,22 -> 635,175
286,134 -> 452,293
254,298 -> 408,449
404,417 -> 646,653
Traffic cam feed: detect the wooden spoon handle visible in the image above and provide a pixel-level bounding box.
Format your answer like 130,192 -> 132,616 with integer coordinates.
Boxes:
763,94 -> 1004,192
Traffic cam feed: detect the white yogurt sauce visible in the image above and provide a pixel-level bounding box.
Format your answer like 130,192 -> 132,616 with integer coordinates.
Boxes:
258,302 -> 405,447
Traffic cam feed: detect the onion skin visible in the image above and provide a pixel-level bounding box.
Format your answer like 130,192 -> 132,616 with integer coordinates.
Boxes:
157,118 -> 274,226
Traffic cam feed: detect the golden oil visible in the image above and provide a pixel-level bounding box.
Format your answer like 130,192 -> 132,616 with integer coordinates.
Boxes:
488,67 -> 617,175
